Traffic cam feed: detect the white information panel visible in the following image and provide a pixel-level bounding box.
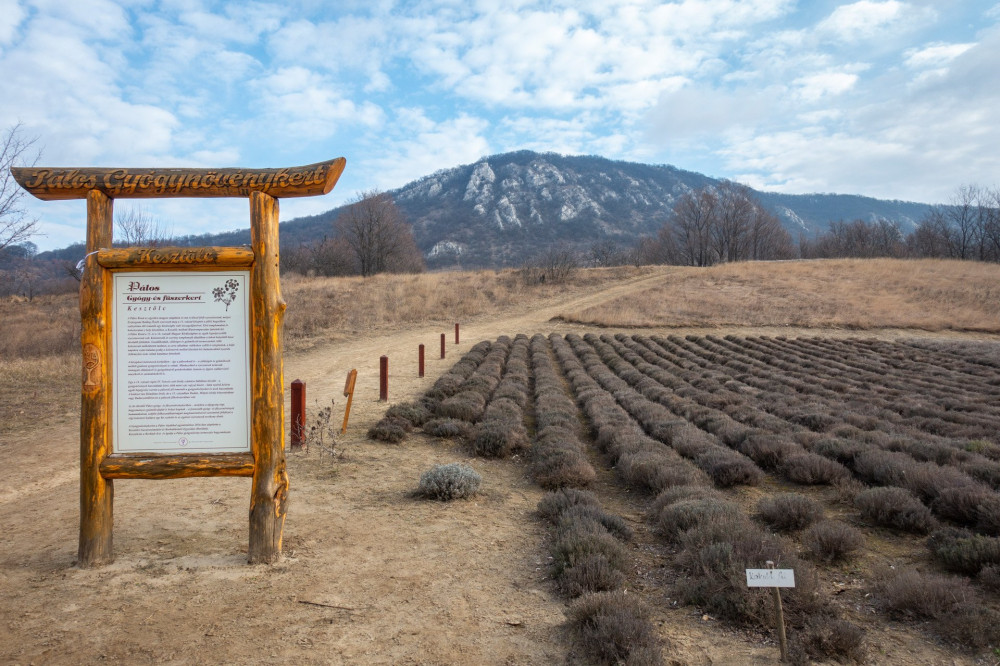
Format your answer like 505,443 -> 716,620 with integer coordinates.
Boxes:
112,270 -> 251,454
746,568 -> 796,588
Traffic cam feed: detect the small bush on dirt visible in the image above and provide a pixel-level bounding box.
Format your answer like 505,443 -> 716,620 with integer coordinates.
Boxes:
537,488 -> 601,523
559,554 -> 626,597
855,487 -> 936,533
927,527 -> 1000,575
803,520 -> 864,563
436,391 -> 487,422
417,463 -> 482,501
657,498 -> 741,541
780,453 -> 850,485
384,401 -> 431,427
551,523 -> 628,577
648,486 -> 719,520
979,564 -> 1000,593
696,450 -> 762,488
422,417 -> 473,439
931,485 -> 992,527
469,419 -> 528,458
737,434 -> 799,469
558,504 -> 634,542
977,495 -> 1000,536
791,614 -> 866,664
566,591 -> 665,666
367,417 -> 408,443
756,493 -> 823,532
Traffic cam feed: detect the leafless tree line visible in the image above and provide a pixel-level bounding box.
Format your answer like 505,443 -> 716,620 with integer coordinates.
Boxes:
800,185 -> 1000,262
282,189 -> 424,277
637,181 -> 795,266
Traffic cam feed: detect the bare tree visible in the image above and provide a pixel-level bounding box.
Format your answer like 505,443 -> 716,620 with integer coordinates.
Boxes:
334,190 -> 424,277
0,123 -> 41,252
115,205 -> 169,246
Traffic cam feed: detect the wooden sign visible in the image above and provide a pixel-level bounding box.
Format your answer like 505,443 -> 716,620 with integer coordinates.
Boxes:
17,160 -> 346,567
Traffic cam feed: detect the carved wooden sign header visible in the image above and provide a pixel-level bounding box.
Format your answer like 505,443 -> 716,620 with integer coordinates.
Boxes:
11,158 -> 345,201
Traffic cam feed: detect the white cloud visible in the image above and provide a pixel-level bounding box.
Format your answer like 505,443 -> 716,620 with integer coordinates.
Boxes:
904,41 -> 975,69
0,0 -> 26,45
793,71 -> 859,101
817,1 -> 908,42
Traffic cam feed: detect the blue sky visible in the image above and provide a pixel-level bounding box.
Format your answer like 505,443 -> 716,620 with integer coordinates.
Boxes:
2,0 -> 998,251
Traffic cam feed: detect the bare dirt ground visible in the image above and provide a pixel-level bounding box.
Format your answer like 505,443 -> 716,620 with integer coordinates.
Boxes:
2,272 -> 996,665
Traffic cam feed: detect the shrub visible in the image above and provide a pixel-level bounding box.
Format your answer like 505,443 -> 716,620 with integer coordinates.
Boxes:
780,453 -> 850,486
854,487 -> 935,533
367,417 -> 408,443
551,524 -> 628,577
537,488 -> 601,523
979,564 -> 1000,593
736,434 -> 798,469
756,493 -> 823,532
648,486 -> 718,520
802,520 -> 864,563
657,498 -> 741,541
558,504 -> 634,542
977,495 -> 1000,536
469,419 -> 528,458
931,485 -> 992,526
417,463 -> 482,500
422,417 -> 473,439
384,401 -> 430,427
792,615 -> 866,664
696,450 -> 762,488
927,528 -> 1000,575
436,390 -> 487,422
558,554 -> 626,597
566,591 -> 665,666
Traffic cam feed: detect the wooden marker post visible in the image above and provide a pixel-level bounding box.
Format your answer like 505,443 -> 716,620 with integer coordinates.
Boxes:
418,344 -> 425,378
13,158 -> 346,567
747,562 -> 794,661
455,323 -> 460,345
341,369 -> 357,434
440,333 -> 446,359
290,380 -> 305,451
379,356 -> 389,402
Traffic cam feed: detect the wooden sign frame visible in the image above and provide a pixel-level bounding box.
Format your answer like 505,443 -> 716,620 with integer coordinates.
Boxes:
13,159 -> 346,567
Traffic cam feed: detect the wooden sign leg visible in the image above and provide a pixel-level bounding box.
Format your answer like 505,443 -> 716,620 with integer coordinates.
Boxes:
248,191 -> 289,564
79,190 -> 114,566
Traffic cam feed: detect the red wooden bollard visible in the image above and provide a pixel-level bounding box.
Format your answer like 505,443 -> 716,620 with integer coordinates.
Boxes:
440,333 -> 446,359
455,323 -> 460,345
379,355 -> 389,402
290,379 -> 305,450
418,344 -> 425,378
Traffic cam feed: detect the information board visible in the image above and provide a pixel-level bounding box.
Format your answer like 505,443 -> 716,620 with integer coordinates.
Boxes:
112,270 -> 251,454
746,568 -> 796,588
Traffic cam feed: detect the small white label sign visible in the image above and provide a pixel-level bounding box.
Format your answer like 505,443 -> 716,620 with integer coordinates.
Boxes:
746,568 -> 795,588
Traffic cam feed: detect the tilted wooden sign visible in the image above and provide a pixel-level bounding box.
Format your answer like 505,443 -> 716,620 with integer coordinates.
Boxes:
13,159 -> 345,567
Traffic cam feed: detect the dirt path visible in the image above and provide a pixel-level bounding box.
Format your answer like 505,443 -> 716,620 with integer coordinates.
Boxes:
0,275 -> 988,665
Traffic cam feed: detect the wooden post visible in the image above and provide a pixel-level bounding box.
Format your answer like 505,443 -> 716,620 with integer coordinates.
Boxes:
248,191 -> 289,564
290,380 -> 305,451
440,333 -> 446,359
78,189 -> 114,567
455,323 -> 460,344
767,561 -> 788,662
418,344 -> 425,378
379,355 -> 389,402
341,369 -> 357,434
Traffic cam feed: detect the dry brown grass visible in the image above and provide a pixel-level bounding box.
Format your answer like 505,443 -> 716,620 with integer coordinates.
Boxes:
555,259 -> 1000,332
282,266 -> 651,349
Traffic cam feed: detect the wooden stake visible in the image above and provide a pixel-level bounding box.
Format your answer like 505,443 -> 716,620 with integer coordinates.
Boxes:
379,356 -> 389,402
418,344 -> 425,378
247,191 -> 289,565
767,561 -> 788,661
440,333 -> 446,359
290,380 -> 305,451
341,369 -> 357,434
78,189 -> 114,567
454,323 -> 459,344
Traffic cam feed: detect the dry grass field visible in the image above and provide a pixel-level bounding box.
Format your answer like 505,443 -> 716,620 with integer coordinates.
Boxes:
2,258 -> 999,665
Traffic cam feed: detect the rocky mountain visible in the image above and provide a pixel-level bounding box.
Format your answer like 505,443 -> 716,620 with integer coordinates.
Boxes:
38,150 -> 937,270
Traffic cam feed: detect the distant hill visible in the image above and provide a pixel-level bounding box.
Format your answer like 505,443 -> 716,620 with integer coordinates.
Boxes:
37,150 -> 935,269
